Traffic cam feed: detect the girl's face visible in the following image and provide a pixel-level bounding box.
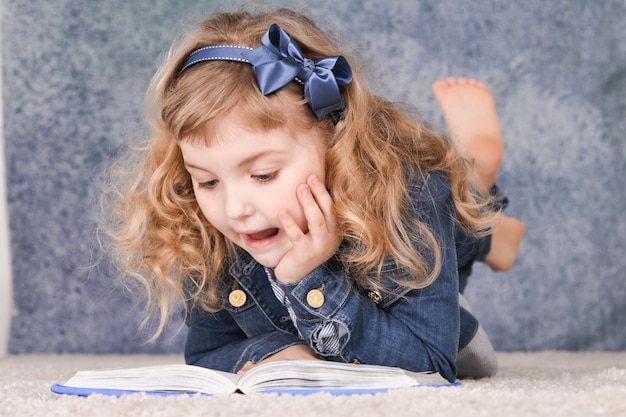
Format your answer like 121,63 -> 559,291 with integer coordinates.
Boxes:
180,113 -> 327,268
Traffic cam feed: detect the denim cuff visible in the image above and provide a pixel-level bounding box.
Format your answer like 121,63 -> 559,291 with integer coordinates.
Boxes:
234,332 -> 305,371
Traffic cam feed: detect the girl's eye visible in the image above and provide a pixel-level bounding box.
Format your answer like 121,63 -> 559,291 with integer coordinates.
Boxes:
253,172 -> 278,183
198,179 -> 219,189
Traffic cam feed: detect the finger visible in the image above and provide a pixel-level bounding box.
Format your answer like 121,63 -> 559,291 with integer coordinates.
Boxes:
237,361 -> 256,374
297,184 -> 327,235
306,177 -> 337,245
307,175 -> 335,225
278,208 -> 307,245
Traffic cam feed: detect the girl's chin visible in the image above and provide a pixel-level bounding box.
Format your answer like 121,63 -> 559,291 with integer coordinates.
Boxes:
248,253 -> 280,269
243,243 -> 289,270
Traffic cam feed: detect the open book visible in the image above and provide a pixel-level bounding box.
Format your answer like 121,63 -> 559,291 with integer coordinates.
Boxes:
51,360 -> 456,397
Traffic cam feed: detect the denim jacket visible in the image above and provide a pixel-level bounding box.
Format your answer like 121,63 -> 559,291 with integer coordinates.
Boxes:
184,171 -> 490,383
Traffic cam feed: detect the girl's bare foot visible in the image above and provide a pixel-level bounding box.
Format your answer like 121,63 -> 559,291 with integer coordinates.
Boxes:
433,78 -> 524,272
432,77 -> 504,192
484,214 -> 526,271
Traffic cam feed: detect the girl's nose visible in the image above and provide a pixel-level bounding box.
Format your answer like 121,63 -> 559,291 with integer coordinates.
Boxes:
224,188 -> 254,219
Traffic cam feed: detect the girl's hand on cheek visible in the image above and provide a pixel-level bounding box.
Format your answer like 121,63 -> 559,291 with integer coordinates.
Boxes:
274,175 -> 339,283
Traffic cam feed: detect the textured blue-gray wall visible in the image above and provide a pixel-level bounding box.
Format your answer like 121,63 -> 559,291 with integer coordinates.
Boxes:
3,0 -> 625,354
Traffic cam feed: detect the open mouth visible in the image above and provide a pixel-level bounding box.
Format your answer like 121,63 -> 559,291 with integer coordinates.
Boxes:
247,228 -> 279,241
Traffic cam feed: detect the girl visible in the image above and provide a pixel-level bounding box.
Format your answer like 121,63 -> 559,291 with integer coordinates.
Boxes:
102,8 -> 521,382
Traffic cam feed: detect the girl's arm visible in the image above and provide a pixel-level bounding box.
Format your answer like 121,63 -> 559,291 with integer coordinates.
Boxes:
184,303 -> 308,373
269,172 -> 463,382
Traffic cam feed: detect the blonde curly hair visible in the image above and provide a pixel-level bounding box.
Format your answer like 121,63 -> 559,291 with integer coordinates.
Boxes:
100,8 -> 492,338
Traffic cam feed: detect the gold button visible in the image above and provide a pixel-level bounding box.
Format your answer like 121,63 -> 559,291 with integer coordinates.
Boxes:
229,289 -> 247,307
367,290 -> 383,305
306,289 -> 325,308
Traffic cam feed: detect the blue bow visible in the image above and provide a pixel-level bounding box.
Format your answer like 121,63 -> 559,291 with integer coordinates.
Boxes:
179,24 -> 352,120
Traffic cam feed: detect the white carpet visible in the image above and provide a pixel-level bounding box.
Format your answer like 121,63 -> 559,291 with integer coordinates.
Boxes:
1,351 -> 625,417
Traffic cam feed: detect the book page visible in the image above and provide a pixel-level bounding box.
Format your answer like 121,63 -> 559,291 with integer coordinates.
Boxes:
61,364 -> 240,395
238,360 -> 448,394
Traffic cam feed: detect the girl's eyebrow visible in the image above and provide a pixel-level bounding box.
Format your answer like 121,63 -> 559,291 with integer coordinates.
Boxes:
184,149 -> 288,172
235,149 -> 288,168
183,163 -> 210,172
